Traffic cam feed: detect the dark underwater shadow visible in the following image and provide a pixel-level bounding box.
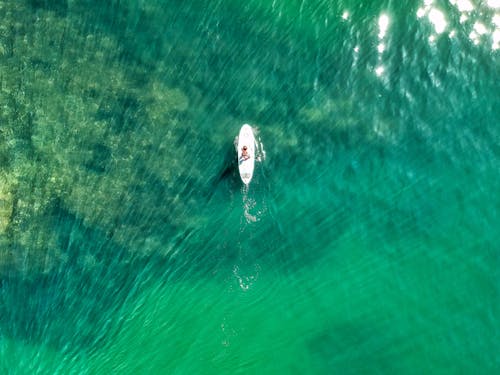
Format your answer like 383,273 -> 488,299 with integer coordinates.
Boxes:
0,205 -> 185,355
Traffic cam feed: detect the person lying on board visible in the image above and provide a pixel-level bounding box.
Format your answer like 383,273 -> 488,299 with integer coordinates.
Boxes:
240,146 -> 251,161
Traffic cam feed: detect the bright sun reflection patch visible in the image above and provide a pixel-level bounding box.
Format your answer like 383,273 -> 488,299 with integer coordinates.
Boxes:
419,0 -> 499,49
473,22 -> 488,35
417,2 -> 448,35
469,22 -> 490,45
428,8 -> 447,33
450,0 -> 474,12
493,31 -> 500,50
493,15 -> 500,49
375,14 -> 390,79
487,0 -> 500,8
378,14 -> 390,39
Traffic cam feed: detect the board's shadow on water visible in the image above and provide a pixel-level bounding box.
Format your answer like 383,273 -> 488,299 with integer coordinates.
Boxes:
213,140 -> 242,193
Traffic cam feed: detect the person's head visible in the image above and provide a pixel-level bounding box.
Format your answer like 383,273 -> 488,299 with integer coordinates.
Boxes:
243,146 -> 247,151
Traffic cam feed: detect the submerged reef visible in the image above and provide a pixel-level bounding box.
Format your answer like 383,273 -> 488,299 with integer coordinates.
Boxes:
0,173 -> 13,234
1,0 -> 339,278
0,0 -> 224,278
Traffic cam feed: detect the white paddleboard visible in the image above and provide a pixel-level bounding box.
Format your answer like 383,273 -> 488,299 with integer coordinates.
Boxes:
237,124 -> 255,185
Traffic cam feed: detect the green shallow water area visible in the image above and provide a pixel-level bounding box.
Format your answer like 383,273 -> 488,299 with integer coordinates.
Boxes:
0,0 -> 499,373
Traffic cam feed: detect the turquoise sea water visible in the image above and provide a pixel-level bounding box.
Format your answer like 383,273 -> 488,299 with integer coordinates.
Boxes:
0,0 -> 499,373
